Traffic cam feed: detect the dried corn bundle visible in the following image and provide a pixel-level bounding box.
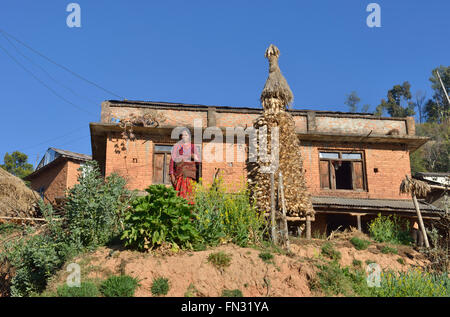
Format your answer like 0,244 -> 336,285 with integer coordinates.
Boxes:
247,45 -> 314,218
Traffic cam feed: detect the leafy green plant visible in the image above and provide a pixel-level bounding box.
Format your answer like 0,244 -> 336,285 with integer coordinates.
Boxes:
321,243 -> 341,261
184,283 -> 200,297
259,252 -> 274,264
208,251 -> 232,269
151,277 -> 170,296
221,289 -> 243,297
397,258 -> 405,265
121,185 -> 202,251
350,237 -> 371,250
193,178 -> 267,248
352,259 -> 362,267
368,214 -> 413,245
56,282 -> 99,297
381,245 -> 398,254
100,275 -> 139,297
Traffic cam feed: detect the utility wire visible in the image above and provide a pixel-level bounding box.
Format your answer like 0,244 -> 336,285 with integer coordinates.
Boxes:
0,29 -> 124,100
0,42 -> 96,116
1,32 -> 99,105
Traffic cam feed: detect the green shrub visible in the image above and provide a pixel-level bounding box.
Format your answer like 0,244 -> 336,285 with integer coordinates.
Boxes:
310,261 -> 370,296
100,275 -> 139,297
352,259 -> 362,267
121,185 -> 201,251
184,283 -> 200,297
208,251 -> 232,269
350,237 -> 371,250
151,277 -> 170,296
221,289 -> 243,297
381,245 -> 398,254
193,178 -> 267,247
397,258 -> 405,265
372,269 -> 449,297
0,223 -> 21,237
368,214 -> 413,245
57,282 -> 99,297
321,243 -> 341,261
365,259 -> 376,265
65,161 -> 134,249
259,252 -> 274,263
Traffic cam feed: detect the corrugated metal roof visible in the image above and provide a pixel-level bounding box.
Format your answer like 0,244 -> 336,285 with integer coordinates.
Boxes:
311,196 -> 443,213
50,148 -> 92,161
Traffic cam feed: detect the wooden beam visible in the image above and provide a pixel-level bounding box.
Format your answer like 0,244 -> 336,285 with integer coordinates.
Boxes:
356,214 -> 362,232
306,215 -> 311,240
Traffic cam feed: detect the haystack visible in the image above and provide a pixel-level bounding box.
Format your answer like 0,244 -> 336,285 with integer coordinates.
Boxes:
247,44 -> 314,218
0,168 -> 40,219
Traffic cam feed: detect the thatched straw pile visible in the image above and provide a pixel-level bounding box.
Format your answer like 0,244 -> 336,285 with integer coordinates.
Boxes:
400,175 -> 431,197
0,168 -> 40,219
247,44 -> 314,218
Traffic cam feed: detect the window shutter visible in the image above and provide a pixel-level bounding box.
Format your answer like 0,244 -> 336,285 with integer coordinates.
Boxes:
153,153 -> 164,184
164,153 -> 171,184
319,160 -> 330,189
353,161 -> 364,190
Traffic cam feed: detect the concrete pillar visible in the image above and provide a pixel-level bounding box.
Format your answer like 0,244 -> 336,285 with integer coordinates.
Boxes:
306,216 -> 311,239
356,214 -> 362,232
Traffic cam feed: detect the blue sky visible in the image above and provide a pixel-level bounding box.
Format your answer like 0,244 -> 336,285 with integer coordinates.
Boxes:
1,0 -> 449,167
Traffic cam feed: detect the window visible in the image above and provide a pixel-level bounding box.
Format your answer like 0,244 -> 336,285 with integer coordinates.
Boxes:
153,145 -> 173,185
319,151 -> 366,191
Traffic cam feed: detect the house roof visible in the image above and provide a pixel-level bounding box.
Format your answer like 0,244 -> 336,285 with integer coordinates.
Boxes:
311,196 -> 444,216
24,148 -> 91,181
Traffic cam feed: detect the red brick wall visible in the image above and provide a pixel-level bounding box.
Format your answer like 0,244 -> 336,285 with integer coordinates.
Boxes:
28,159 -> 68,203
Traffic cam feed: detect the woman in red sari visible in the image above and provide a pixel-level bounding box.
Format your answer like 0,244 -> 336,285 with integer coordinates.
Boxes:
169,129 -> 200,203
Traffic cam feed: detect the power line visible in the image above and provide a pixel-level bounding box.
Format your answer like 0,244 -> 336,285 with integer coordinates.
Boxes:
0,42 -> 96,116
1,32 -> 99,105
0,29 -> 124,100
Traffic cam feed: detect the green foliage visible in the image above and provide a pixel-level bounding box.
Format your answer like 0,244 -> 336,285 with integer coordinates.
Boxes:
1,151 -> 34,179
259,252 -> 274,264
352,259 -> 362,267
350,237 -> 371,250
193,178 -> 267,248
345,91 -> 361,113
368,214 -> 413,245
208,251 -> 232,269
425,66 -> 450,124
321,243 -> 341,261
0,223 -> 21,237
221,289 -> 243,297
184,283 -> 200,297
381,245 -> 398,254
100,275 -> 139,297
309,261 -> 370,297
365,260 -> 376,265
412,122 -> 450,173
121,185 -> 201,251
372,269 -> 449,297
375,82 -> 415,117
150,277 -> 170,296
65,161 -> 134,249
56,282 -> 99,297
397,258 -> 405,265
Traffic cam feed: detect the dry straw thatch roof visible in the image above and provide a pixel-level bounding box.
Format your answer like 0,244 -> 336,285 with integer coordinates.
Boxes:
0,168 -> 40,219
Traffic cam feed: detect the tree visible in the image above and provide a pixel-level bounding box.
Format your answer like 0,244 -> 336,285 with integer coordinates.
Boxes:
1,151 -> 34,179
375,82 -> 415,117
414,122 -> 450,173
414,90 -> 427,124
345,91 -> 361,112
425,66 -> 450,123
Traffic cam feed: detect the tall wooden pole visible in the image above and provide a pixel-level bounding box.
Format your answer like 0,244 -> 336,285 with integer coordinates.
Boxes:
412,193 -> 430,248
306,216 -> 311,239
279,171 -> 290,251
270,172 -> 277,244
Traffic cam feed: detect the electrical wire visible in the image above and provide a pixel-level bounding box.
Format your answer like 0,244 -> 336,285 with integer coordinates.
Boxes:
0,29 -> 124,100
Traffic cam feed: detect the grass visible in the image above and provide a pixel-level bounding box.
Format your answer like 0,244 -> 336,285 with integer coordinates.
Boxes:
397,258 -> 405,265
321,243 -> 341,261
221,289 -> 243,297
56,282 -> 100,297
352,259 -> 362,268
365,259 -> 376,265
151,277 -> 170,296
350,237 -> 371,250
0,223 -> 21,237
184,283 -> 200,297
381,245 -> 398,254
207,251 -> 232,269
100,275 -> 139,297
259,252 -> 274,264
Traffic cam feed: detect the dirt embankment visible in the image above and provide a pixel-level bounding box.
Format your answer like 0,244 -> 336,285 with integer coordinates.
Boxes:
44,235 -> 428,297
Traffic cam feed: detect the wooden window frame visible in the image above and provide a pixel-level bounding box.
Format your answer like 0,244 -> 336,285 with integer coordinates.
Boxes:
153,144 -> 173,185
318,150 -> 367,192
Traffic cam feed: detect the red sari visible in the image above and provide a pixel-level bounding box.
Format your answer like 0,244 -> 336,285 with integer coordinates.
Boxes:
169,143 -> 199,204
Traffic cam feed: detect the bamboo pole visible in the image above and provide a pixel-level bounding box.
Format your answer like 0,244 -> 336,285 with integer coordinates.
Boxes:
306,216 -> 311,240
411,193 -> 430,248
270,172 -> 277,244
279,171 -> 290,251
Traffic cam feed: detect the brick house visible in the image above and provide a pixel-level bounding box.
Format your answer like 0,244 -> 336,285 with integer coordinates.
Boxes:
90,100 -> 443,235
24,148 -> 92,204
